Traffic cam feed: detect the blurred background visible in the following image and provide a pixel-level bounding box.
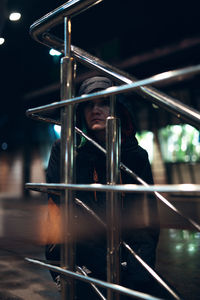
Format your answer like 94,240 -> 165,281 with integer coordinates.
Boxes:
0,0 -> 200,299
0,0 -> 200,197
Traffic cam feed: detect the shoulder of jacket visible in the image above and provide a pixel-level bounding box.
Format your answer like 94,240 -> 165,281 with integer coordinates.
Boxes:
124,143 -> 148,159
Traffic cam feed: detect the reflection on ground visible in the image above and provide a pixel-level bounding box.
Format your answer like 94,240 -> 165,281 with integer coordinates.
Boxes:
0,196 -> 199,299
157,229 -> 200,300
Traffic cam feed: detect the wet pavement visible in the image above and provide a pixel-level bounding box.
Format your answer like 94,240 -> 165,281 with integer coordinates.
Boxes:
0,195 -> 59,300
0,195 -> 200,299
0,243 -> 60,300
156,229 -> 200,300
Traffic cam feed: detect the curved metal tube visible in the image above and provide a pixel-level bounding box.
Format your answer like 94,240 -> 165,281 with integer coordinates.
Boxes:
29,0 -> 103,45
29,25 -> 200,128
25,257 -> 162,300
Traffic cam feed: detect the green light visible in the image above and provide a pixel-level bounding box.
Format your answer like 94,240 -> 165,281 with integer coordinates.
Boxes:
175,244 -> 183,251
188,243 -> 196,253
136,131 -> 154,162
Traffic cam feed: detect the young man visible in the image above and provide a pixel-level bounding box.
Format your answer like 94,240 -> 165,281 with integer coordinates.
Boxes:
46,76 -> 160,299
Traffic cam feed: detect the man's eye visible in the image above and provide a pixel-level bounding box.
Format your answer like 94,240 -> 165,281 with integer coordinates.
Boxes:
85,102 -> 93,109
99,99 -> 109,106
100,101 -> 107,107
84,99 -> 109,109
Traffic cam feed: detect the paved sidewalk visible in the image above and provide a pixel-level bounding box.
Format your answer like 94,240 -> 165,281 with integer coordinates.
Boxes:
0,242 -> 59,300
0,195 -> 60,300
0,194 -> 200,299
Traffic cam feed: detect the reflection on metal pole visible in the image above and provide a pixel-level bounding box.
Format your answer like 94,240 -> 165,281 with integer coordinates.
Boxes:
25,257 -> 162,300
60,16 -> 76,300
106,95 -> 121,299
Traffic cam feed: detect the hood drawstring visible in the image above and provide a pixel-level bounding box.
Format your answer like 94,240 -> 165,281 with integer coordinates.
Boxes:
120,172 -> 125,208
93,166 -> 124,206
93,167 -> 99,201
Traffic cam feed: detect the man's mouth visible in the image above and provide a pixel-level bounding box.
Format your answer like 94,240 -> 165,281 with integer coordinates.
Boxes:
91,118 -> 102,122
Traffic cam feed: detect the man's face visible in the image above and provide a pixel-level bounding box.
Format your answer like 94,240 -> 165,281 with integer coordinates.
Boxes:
84,99 -> 110,132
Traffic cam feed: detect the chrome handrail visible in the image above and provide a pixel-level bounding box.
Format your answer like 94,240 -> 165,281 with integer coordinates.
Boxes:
26,0 -> 200,299
26,182 -> 200,194
25,64 -> 200,128
25,257 -> 162,300
29,0 -> 200,129
29,28 -> 200,129
29,0 -> 103,44
26,182 -> 200,233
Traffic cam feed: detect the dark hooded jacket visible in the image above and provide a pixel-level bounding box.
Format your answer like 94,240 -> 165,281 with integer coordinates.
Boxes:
45,77 -> 160,295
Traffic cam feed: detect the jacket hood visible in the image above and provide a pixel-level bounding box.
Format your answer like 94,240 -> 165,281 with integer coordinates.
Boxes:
78,76 -> 113,95
76,76 -> 137,147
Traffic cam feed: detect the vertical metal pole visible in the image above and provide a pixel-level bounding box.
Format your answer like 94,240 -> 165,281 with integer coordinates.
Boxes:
60,17 -> 76,300
106,95 -> 121,300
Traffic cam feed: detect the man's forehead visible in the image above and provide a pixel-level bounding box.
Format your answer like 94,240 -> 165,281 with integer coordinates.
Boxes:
84,98 -> 110,106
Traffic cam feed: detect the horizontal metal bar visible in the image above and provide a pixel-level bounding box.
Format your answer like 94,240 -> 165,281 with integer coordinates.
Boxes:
26,64 -> 200,128
25,257 -> 162,300
25,182 -> 200,232
30,0 -> 103,45
25,183 -> 200,193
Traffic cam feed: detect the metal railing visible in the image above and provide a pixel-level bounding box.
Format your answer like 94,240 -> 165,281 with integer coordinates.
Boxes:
25,1 -> 200,299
